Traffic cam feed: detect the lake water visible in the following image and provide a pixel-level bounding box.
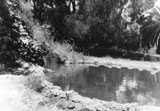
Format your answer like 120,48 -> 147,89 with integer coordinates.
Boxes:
47,65 -> 160,106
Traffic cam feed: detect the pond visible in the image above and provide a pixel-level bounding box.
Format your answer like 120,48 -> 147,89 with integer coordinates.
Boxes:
46,65 -> 160,106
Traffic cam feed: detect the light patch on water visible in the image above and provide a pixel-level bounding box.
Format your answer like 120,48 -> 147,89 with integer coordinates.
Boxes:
116,77 -> 138,103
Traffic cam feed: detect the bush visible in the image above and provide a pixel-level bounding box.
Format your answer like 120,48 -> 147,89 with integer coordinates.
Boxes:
25,74 -> 44,92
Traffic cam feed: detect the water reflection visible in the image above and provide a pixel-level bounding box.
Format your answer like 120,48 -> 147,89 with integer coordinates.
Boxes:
47,65 -> 160,106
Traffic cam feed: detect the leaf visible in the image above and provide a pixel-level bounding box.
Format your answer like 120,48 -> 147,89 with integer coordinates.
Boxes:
1,44 -> 6,51
3,36 -> 12,43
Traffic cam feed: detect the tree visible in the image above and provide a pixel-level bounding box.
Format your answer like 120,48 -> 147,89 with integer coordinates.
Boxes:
31,0 -> 158,56
32,0 -> 70,41
0,0 -> 21,66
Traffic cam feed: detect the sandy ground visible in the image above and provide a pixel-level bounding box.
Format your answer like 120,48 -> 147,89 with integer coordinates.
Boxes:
0,74 -> 54,111
0,75 -> 26,111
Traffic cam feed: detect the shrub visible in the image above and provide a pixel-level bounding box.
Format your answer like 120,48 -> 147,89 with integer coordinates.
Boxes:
26,74 -> 43,92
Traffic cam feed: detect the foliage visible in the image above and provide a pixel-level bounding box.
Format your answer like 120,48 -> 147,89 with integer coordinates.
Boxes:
49,42 -> 84,63
65,0 -> 158,55
65,0 -> 141,55
30,0 -> 158,56
0,0 -> 20,67
0,0 -> 159,64
25,72 -> 44,92
135,0 -> 160,54
32,0 -> 70,41
0,0 -> 50,67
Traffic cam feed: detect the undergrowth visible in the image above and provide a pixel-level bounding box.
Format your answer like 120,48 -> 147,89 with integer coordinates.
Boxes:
5,0 -> 84,65
49,42 -> 85,63
26,74 -> 44,92
16,0 -> 85,65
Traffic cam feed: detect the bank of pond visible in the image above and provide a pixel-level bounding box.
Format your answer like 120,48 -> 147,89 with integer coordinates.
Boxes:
45,64 -> 160,107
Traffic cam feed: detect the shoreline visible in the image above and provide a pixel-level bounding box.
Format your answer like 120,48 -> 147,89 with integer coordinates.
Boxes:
65,56 -> 160,74
1,58 -> 160,111
25,64 -> 160,111
40,79 -> 160,111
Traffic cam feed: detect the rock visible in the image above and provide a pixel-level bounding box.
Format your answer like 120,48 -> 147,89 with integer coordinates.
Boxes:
68,103 -> 75,109
70,94 -> 82,103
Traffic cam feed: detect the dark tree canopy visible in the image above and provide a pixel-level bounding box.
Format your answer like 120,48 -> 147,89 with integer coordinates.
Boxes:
1,0 -> 159,62
30,0 -> 159,56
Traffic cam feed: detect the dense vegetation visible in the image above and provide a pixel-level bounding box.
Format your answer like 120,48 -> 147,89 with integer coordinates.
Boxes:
0,0 -> 160,67
0,0 -> 20,66
0,0 -> 49,67
32,0 -> 158,56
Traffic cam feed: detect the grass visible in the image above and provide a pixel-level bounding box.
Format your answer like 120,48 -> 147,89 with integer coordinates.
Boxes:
26,75 -> 43,92
50,41 -> 87,63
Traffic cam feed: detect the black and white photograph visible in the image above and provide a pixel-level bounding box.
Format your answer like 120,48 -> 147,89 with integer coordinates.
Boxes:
0,0 -> 160,111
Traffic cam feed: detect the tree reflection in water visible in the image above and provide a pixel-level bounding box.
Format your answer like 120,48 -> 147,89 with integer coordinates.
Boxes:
48,65 -> 160,106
